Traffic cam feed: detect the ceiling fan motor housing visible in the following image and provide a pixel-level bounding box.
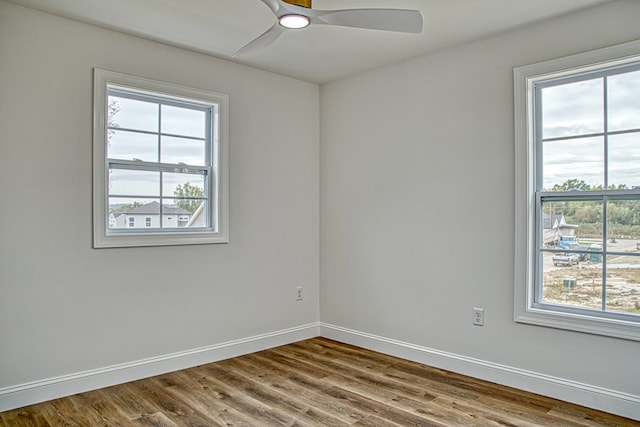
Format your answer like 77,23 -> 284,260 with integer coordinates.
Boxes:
283,0 -> 312,8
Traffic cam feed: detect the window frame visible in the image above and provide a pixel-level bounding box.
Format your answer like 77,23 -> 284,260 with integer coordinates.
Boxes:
514,40 -> 640,341
93,69 -> 229,248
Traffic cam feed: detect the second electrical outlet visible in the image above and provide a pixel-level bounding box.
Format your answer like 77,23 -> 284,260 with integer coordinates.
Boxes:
296,286 -> 304,301
473,308 -> 485,326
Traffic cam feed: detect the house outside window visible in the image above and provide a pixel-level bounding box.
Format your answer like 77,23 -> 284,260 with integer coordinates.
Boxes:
93,69 -> 229,248
514,40 -> 640,341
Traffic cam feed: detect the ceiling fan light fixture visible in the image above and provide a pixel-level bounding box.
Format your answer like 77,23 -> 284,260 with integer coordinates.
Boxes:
279,14 -> 310,29
233,0 -> 423,57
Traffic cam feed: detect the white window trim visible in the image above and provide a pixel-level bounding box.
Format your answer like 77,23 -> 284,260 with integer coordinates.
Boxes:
514,39 -> 640,341
93,69 -> 229,248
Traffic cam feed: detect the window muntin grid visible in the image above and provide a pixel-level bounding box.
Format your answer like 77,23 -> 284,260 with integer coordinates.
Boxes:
106,86 -> 214,232
533,62 -> 640,322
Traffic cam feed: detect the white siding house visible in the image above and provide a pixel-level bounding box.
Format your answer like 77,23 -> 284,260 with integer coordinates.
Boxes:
109,201 -> 191,229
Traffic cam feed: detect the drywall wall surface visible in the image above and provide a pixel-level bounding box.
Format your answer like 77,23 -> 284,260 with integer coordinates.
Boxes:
320,0 -> 640,396
0,0 -> 319,388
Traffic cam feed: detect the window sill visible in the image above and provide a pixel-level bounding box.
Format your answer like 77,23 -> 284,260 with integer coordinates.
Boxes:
515,305 -> 640,342
94,230 -> 229,248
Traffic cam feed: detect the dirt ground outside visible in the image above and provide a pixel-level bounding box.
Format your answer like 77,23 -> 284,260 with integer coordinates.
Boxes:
542,239 -> 640,314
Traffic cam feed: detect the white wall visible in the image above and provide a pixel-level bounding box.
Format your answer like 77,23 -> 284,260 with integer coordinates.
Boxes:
320,0 -> 640,417
0,0 -> 319,394
2,0 -> 640,418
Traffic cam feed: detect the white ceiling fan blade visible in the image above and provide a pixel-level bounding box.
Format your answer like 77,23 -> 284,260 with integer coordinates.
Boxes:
258,0 -> 281,15
313,9 -> 423,33
233,23 -> 286,57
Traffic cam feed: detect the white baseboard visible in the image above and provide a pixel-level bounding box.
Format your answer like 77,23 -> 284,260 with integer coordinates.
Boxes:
0,323 -> 320,412
3,322 -> 638,421
320,323 -> 640,422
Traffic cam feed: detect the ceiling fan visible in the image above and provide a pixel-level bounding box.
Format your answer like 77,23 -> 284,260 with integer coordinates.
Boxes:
233,0 -> 423,56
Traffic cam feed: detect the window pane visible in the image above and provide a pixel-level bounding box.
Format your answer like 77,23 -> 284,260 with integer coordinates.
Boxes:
109,168 -> 159,196
108,130 -> 158,162
161,105 -> 206,138
108,198 -> 159,229
608,69 -> 640,132
161,136 -> 206,166
160,202 -> 193,228
572,200 -> 604,242
541,78 -> 603,139
608,133 -> 640,188
541,199 -> 603,245
542,136 -> 604,190
606,199 -> 640,245
168,198 -> 204,227
541,199 -> 606,310
108,96 -> 158,132
541,258 -> 603,310
173,199 -> 205,227
162,172 -> 205,200
605,254 -> 640,315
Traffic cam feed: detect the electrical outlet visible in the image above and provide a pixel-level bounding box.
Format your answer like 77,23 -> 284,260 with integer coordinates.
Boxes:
473,308 -> 485,326
296,286 -> 303,301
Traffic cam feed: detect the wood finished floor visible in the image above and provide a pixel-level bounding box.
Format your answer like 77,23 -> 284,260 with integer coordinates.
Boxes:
1,338 -> 637,426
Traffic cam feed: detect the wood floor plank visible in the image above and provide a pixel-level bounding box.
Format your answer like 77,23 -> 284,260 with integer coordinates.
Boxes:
320,385 -> 445,427
434,395 -> 583,427
66,389 -> 123,424
231,352 -> 375,425
276,341 -> 478,403
321,373 -> 486,427
277,349 -> 437,403
249,345 -> 441,426
96,382 -> 163,422
156,370 -> 261,427
298,339 -> 521,408
351,415 -> 404,427
187,364 -> 298,426
83,399 -> 134,426
130,412 -> 180,427
1,338 -> 637,426
0,405 -> 52,427
204,363 -> 343,427
128,377 -> 230,427
222,356 -> 366,426
37,397 -> 94,426
548,403 -> 640,427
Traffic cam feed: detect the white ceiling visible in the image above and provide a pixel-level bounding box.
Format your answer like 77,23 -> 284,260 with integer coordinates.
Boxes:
8,0 -> 612,84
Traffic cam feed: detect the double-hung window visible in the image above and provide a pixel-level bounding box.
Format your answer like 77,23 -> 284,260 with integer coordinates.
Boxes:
514,40 -> 640,341
93,69 -> 228,248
